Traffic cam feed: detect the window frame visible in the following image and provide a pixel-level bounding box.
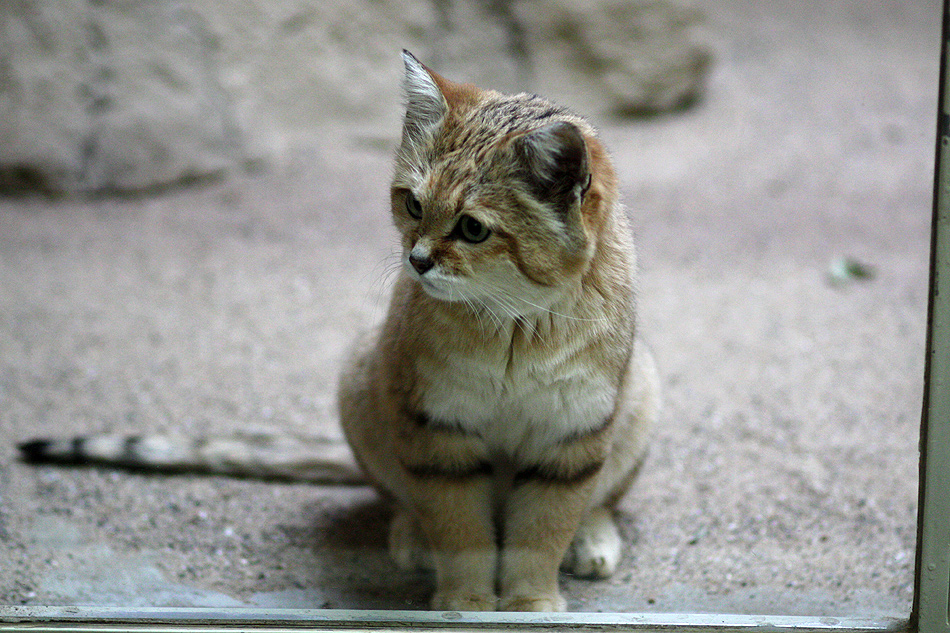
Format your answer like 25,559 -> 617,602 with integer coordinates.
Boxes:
914,4 -> 950,633
2,5 -> 949,633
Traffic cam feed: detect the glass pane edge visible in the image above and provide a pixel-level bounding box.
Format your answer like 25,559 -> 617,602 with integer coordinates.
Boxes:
0,607 -> 909,633
915,2 -> 950,633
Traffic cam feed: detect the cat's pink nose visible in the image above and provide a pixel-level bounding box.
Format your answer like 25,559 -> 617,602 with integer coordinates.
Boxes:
409,253 -> 434,275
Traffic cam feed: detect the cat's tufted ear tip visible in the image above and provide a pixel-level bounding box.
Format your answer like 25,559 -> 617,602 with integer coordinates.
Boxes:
402,50 -> 420,73
400,51 -> 447,143
400,50 -> 431,89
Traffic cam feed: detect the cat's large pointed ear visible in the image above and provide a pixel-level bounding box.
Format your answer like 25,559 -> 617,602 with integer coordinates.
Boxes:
514,121 -> 591,215
401,50 -> 448,144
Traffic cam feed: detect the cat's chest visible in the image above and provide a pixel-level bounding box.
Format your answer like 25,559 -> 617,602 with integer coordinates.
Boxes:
416,339 -> 616,455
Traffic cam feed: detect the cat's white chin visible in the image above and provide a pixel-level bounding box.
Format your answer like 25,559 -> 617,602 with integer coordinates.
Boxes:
419,281 -> 457,301
412,273 -> 464,302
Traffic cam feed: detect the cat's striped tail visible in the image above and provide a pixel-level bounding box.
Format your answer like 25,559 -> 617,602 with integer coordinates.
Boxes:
17,431 -> 365,484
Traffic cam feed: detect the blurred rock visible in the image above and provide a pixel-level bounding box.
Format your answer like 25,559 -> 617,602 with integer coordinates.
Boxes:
518,0 -> 713,116
0,1 -> 250,195
0,0 -> 713,196
424,0 -> 531,95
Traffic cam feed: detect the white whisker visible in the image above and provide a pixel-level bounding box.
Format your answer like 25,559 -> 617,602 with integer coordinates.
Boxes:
366,250 -> 404,324
480,279 -> 609,325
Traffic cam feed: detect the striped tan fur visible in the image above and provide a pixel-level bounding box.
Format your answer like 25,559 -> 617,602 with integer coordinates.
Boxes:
338,52 -> 659,611
18,431 -> 363,484
18,51 -> 660,613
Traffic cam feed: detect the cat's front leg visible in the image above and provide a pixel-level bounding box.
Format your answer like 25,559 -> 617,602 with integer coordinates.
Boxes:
398,423 -> 499,611
388,508 -> 433,572
498,461 -> 601,612
406,473 -> 498,611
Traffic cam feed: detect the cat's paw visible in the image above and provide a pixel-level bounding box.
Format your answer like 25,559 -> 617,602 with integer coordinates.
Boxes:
431,592 -> 497,611
499,593 -> 566,612
388,510 -> 433,571
560,507 -> 622,579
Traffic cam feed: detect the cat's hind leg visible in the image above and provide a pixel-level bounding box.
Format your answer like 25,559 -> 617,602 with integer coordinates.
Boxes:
560,506 -> 622,579
388,507 -> 434,572
559,340 -> 660,580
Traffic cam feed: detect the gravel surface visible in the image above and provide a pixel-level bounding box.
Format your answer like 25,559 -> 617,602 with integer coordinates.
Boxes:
0,0 -> 937,618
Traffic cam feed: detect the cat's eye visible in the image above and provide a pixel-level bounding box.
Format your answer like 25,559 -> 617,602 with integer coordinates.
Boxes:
456,215 -> 491,243
404,191 -> 423,219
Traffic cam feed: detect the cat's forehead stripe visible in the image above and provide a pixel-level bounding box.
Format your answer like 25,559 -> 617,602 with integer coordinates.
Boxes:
436,95 -> 571,160
476,97 -> 568,134
427,163 -> 473,210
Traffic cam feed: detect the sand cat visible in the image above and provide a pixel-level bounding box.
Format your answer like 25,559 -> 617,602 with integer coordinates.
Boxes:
19,51 -> 660,612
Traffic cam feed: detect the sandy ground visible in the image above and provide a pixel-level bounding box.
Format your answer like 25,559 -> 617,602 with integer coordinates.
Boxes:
0,0 -> 939,618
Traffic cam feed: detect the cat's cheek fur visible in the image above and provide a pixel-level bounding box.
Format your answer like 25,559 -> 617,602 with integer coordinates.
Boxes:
467,267 -> 554,317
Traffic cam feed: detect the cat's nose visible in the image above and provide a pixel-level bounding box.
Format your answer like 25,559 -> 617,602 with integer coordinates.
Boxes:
409,253 -> 435,275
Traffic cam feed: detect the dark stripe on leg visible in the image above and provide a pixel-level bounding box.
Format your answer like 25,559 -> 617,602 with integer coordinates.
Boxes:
403,460 -> 493,480
513,460 -> 603,487
557,417 -> 612,445
407,409 -> 481,437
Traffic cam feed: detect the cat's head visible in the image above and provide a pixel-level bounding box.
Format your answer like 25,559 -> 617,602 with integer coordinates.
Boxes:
390,51 -> 615,318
